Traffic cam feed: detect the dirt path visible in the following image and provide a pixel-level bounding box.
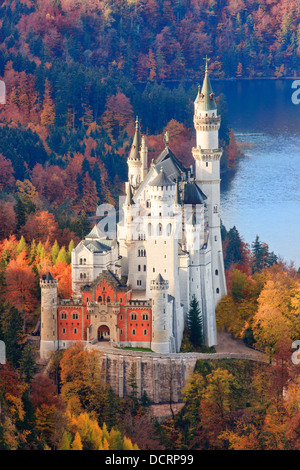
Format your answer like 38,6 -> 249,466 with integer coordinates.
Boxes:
215,331 -> 266,361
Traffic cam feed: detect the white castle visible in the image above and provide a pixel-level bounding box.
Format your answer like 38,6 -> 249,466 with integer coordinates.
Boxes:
70,61 -> 227,354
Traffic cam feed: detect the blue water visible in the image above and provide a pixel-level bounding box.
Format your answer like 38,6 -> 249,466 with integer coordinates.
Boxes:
213,79 -> 300,268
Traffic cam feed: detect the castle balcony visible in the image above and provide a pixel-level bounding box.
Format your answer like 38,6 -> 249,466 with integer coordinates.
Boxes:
194,115 -> 221,125
192,147 -> 223,161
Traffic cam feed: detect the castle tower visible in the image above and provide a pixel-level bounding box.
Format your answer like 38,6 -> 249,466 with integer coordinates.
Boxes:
140,135 -> 148,181
40,272 -> 58,360
150,274 -> 170,354
128,117 -> 142,189
146,168 -> 178,299
192,58 -> 227,305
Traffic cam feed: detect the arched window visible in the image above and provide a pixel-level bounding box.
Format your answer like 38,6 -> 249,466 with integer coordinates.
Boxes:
215,269 -> 219,276
98,295 -> 102,303
166,223 -> 172,236
80,258 -> 83,265
107,296 -> 111,303
157,223 -> 163,236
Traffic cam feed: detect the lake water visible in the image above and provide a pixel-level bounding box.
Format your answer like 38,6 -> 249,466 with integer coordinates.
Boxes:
212,79 -> 300,268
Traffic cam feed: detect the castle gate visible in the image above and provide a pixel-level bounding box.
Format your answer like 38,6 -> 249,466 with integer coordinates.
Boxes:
98,325 -> 110,341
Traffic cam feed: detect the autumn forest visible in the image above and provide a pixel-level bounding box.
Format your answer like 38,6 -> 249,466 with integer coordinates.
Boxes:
0,0 -> 299,452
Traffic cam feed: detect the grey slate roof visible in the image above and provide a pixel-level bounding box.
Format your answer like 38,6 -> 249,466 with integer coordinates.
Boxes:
83,240 -> 111,253
195,59 -> 217,112
149,168 -> 175,187
183,181 -> 207,205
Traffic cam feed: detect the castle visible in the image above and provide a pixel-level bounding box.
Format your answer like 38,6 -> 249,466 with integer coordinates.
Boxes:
40,61 -> 227,360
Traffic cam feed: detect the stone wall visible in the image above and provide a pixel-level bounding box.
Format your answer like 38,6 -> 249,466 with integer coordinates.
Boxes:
96,348 -> 267,404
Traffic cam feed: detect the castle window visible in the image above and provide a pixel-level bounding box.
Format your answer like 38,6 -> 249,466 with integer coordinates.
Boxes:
153,268 -> 155,273
120,329 -> 123,335
216,288 -> 220,294
80,258 -> 83,265
120,315 -> 123,320
215,269 -> 219,276
206,162 -> 209,167
137,280 -> 142,286
98,295 -> 102,302
215,236 -> 217,242
157,223 -> 163,236
132,329 -> 136,335
72,313 -> 79,320
166,223 -> 172,236
61,312 -> 67,320
138,265 -> 141,271
144,265 -> 146,271
62,328 -> 66,334
86,315 -> 89,320
142,314 -> 148,321
119,298 -> 123,303
131,314 -> 137,320
73,328 -> 78,334
143,329 -> 147,335
107,296 -> 111,303
84,258 -> 86,264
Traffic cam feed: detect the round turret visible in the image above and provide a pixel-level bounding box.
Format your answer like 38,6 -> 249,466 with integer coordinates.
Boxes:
150,274 -> 170,354
40,272 -> 58,360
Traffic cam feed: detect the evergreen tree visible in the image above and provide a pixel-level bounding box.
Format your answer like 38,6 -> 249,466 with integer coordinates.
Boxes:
187,295 -> 203,348
17,236 -> 27,255
224,226 -> 243,270
51,240 -> 60,264
67,240 -> 75,265
56,246 -> 67,264
20,343 -> 36,384
0,304 -> 24,368
92,161 -> 103,202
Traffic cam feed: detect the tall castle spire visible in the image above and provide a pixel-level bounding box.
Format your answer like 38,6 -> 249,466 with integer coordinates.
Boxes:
128,116 -> 141,162
195,57 -> 217,112
192,57 -> 227,310
127,116 -> 143,188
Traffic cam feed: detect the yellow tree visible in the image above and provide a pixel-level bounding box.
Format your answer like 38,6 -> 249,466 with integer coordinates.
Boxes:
40,79 -> 55,127
252,271 -> 299,358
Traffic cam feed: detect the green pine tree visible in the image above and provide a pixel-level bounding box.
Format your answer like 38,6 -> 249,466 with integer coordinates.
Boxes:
56,246 -> 67,264
17,236 -> 27,255
187,295 -> 203,348
51,240 -> 60,264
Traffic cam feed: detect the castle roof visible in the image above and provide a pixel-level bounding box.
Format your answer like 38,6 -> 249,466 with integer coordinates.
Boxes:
156,146 -> 186,175
86,224 -> 103,240
183,181 -> 207,205
128,117 -> 141,161
41,272 -> 55,281
195,57 -> 217,112
126,183 -> 135,206
83,240 -> 111,253
149,168 -> 175,187
155,273 -> 165,283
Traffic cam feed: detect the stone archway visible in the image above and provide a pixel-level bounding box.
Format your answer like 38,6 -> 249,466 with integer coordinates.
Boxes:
98,325 -> 110,342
